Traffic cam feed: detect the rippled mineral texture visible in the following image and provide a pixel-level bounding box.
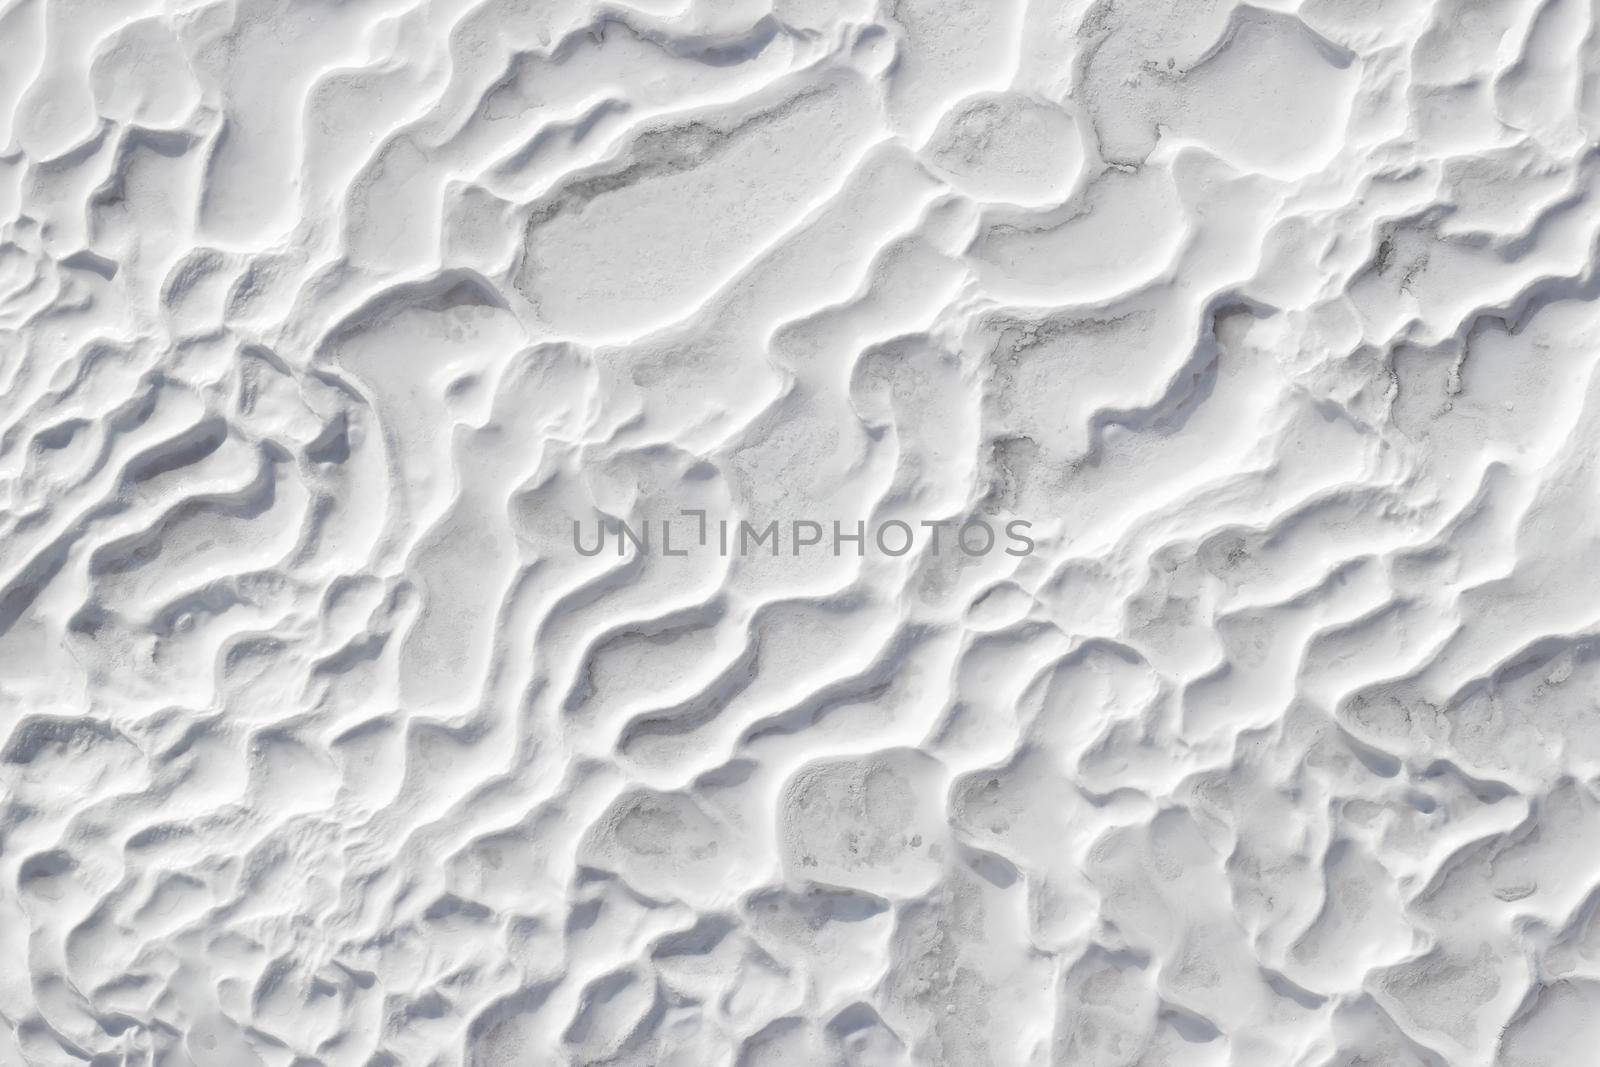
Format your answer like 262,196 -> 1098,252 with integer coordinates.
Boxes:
3,0 -> 1600,1064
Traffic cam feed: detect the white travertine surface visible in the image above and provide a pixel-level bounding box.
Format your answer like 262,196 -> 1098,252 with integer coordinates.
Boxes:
2,1 -> 1599,1064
